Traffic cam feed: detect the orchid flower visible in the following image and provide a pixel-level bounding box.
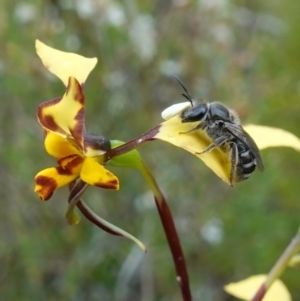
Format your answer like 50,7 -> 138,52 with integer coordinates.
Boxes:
34,76 -> 119,201
33,40 -> 148,251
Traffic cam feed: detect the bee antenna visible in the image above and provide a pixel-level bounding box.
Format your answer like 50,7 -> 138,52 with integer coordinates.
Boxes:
175,76 -> 193,107
182,93 -> 191,102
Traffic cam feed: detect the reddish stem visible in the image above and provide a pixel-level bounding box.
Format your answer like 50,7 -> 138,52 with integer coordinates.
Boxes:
154,196 -> 192,301
251,285 -> 267,301
68,180 -> 122,236
105,125 -> 160,160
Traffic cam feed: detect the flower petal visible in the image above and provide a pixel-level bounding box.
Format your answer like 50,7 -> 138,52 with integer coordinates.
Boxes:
224,275 -> 291,301
244,124 -> 300,151
288,253 -> 300,269
34,167 -> 79,200
44,131 -> 81,158
155,115 -> 232,185
80,157 -> 119,190
37,77 -> 85,150
35,40 -> 97,86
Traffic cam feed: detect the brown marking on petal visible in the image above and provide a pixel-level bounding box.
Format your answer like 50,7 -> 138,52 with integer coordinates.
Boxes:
37,97 -> 64,133
74,108 -> 85,123
35,176 -> 57,200
70,107 -> 85,150
43,114 -> 60,132
73,80 -> 85,104
64,156 -> 84,172
94,175 -> 119,189
66,77 -> 85,104
56,166 -> 73,176
38,97 -> 62,108
57,154 -> 80,167
94,180 -> 119,189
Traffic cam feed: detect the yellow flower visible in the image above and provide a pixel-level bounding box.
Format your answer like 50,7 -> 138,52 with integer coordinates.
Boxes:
34,76 -> 119,200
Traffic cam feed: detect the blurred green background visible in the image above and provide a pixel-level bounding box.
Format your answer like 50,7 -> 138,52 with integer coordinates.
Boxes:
1,0 -> 300,300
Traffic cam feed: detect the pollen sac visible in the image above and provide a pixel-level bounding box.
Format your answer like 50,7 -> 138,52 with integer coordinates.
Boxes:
161,102 -> 191,120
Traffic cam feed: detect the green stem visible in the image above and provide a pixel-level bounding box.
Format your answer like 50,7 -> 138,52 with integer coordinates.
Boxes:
251,228 -> 300,301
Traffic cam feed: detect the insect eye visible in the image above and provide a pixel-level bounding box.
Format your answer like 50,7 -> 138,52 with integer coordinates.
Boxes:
181,104 -> 208,122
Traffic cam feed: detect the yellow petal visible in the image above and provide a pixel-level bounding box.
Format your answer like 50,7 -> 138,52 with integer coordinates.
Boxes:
244,124 -> 300,151
224,275 -> 291,301
288,253 -> 300,269
34,167 -> 79,200
44,131 -> 81,158
80,157 -> 119,190
37,77 -> 85,150
155,115 -> 232,185
35,39 -> 97,86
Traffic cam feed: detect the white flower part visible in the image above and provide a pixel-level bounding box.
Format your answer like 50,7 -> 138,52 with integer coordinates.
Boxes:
84,148 -> 106,157
161,102 -> 191,120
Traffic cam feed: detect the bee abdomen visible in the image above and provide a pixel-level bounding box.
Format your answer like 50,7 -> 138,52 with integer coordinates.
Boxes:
237,144 -> 256,180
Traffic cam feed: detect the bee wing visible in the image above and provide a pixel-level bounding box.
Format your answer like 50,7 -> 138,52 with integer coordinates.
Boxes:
225,123 -> 264,171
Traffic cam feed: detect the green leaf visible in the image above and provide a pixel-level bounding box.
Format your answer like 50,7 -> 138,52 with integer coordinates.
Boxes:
108,140 -> 144,169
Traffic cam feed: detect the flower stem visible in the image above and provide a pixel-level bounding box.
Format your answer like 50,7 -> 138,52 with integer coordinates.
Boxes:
137,162 -> 192,301
106,128 -> 192,299
68,180 -> 146,251
251,228 -> 300,301
66,180 -> 89,224
105,125 -> 160,160
68,180 -> 124,236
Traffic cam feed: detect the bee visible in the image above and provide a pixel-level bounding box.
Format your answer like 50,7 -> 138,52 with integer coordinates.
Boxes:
175,77 -> 264,184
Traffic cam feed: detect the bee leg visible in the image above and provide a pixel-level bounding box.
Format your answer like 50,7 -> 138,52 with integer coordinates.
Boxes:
196,135 -> 229,154
179,122 -> 208,134
229,142 -> 239,185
